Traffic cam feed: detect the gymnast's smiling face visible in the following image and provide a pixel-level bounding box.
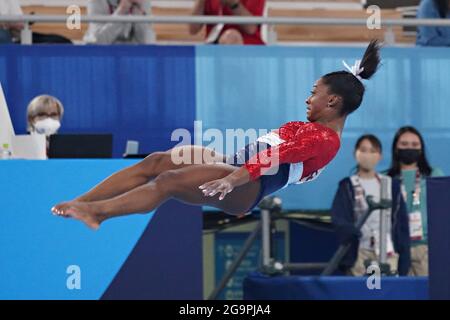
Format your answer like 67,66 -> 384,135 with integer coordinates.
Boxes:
305,78 -> 341,122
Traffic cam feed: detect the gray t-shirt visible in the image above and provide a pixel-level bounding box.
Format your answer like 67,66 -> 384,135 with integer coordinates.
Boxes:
359,177 -> 394,256
83,0 -> 153,44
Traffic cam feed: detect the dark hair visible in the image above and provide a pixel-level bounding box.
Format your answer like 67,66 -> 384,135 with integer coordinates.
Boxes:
321,39 -> 382,116
354,134 -> 382,154
433,0 -> 449,18
387,126 -> 433,177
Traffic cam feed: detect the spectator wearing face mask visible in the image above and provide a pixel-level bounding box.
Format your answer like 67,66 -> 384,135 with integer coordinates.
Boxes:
26,95 -> 64,151
387,126 -> 444,276
0,1 -> 72,44
0,0 -> 24,44
83,0 -> 153,44
189,0 -> 265,45
331,134 -> 411,276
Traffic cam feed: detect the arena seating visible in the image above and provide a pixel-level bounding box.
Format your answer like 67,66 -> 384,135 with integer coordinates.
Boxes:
20,0 -> 416,44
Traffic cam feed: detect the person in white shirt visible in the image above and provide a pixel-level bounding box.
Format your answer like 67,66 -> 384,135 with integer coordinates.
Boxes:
83,0 -> 153,44
331,134 -> 411,276
0,0 -> 24,44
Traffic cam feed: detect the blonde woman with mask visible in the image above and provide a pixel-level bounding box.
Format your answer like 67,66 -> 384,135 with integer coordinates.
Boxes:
331,134 -> 411,276
27,95 -> 64,152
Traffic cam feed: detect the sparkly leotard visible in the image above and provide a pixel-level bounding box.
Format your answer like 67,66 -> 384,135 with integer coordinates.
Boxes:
227,121 -> 341,211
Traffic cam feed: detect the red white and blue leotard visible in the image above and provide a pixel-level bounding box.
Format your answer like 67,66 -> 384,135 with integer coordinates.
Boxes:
245,121 -> 341,185
227,121 -> 341,210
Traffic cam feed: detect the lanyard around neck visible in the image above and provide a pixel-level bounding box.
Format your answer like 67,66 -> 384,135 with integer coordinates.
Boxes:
401,169 -> 421,206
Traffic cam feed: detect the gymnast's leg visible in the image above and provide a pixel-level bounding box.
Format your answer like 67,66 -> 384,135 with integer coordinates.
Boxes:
57,163 -> 261,229
52,145 -> 225,213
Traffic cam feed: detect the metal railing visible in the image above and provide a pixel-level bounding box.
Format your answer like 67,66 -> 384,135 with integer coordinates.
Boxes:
2,14 -> 450,26
1,14 -> 450,44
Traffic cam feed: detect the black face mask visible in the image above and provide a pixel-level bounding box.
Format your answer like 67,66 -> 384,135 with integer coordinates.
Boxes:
397,149 -> 421,165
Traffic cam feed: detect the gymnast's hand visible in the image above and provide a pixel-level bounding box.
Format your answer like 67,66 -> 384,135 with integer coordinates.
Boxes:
199,177 -> 234,201
199,167 -> 250,200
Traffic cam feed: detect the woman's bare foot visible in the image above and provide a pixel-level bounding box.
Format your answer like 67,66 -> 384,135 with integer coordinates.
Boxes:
56,201 -> 105,230
52,197 -> 89,216
52,201 -> 76,216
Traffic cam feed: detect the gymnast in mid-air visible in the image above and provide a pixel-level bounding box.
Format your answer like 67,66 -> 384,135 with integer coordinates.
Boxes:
52,40 -> 381,230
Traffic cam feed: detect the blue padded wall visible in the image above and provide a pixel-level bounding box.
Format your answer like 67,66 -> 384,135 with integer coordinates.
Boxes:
0,45 -> 196,157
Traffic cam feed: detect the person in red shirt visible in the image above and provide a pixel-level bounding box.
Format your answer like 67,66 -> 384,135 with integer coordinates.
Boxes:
189,0 -> 265,45
52,41 -> 381,230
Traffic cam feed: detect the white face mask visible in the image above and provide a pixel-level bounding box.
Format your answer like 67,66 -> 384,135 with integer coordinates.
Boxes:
33,118 -> 61,136
355,150 -> 380,171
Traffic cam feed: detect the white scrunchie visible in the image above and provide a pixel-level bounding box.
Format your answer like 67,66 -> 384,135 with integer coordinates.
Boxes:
342,60 -> 364,81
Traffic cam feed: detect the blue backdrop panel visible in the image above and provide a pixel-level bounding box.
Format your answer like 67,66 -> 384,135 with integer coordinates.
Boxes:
243,273 -> 428,300
195,46 -> 450,210
427,177 -> 450,300
101,200 -> 203,300
289,223 -> 338,275
0,45 -> 448,210
0,160 -> 202,299
0,159 -> 150,299
0,45 -> 196,157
